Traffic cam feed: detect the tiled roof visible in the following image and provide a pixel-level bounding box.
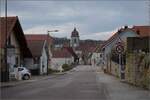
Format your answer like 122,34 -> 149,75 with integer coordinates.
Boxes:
75,41 -> 100,53
0,16 -> 32,57
25,34 -> 53,45
93,44 -> 103,53
52,48 -> 72,58
0,16 -> 17,48
64,47 -> 78,58
132,26 -> 150,37
26,40 -> 45,57
101,25 -> 150,50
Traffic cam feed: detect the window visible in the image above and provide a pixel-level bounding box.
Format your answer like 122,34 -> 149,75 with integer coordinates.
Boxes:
100,54 -> 102,57
16,57 -> 19,67
18,68 -> 24,71
74,39 -> 77,43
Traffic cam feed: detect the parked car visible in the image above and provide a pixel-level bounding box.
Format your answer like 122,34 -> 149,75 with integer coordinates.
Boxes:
18,67 -> 31,80
10,67 -> 31,80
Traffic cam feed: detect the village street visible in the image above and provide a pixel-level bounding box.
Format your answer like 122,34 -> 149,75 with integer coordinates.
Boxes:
1,65 -> 150,100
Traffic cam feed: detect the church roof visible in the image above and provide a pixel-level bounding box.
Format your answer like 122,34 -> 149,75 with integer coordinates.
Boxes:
71,27 -> 79,37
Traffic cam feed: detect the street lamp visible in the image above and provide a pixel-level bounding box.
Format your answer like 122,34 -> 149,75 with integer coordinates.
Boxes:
46,30 -> 59,75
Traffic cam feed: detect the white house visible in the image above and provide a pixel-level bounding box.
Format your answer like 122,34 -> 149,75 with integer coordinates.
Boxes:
100,26 -> 139,76
0,16 -> 32,81
25,39 -> 48,75
51,47 -> 74,71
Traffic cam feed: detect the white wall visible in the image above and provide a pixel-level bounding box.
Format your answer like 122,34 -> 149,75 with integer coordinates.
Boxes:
40,42 -> 48,75
102,30 -> 138,66
91,52 -> 101,66
24,58 -> 34,69
51,57 -> 73,71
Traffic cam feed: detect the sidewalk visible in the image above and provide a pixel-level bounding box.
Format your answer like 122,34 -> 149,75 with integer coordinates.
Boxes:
96,71 -> 150,100
0,72 -> 67,88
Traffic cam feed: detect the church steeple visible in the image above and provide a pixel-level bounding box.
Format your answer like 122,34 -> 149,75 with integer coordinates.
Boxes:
70,27 -> 80,47
71,27 -> 79,37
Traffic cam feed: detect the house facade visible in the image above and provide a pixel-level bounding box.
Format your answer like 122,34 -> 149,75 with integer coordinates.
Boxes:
25,34 -> 53,69
125,26 -> 150,89
100,26 -> 139,77
25,37 -> 48,75
0,16 -> 32,81
91,46 -> 103,67
51,47 -> 74,71
25,34 -> 53,75
70,28 -> 103,65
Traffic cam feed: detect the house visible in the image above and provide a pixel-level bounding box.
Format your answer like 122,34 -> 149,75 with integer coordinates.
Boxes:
91,45 -> 103,67
51,47 -> 74,71
25,34 -> 53,70
100,26 -> 139,77
70,28 -> 103,65
100,25 -> 150,79
25,35 -> 50,75
0,16 -> 32,81
125,26 -> 150,89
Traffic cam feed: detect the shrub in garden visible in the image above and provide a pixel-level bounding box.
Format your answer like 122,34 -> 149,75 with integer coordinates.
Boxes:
62,64 -> 72,71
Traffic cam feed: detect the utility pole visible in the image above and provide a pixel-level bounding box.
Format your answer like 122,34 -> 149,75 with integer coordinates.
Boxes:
4,0 -> 9,82
47,30 -> 58,75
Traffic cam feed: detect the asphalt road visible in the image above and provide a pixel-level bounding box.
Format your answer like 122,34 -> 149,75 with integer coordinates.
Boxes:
1,65 -> 150,100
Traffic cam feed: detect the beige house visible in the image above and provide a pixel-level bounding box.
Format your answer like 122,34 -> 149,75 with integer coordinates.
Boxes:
25,34 -> 53,75
0,16 -> 32,81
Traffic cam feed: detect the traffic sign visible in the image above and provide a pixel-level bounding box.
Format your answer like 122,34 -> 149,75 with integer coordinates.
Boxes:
116,44 -> 124,54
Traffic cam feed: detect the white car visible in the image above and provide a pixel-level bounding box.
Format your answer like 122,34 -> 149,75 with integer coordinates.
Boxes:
10,67 -> 31,80
17,67 -> 31,80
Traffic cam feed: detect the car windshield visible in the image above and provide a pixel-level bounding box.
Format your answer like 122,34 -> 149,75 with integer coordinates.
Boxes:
18,68 -> 24,71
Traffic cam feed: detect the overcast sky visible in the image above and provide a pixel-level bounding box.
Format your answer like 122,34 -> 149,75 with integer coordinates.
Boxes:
1,0 -> 149,40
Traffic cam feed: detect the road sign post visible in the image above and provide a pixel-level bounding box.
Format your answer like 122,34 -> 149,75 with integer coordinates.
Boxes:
116,41 -> 125,81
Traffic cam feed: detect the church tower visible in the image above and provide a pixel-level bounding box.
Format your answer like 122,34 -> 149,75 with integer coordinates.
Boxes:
70,27 -> 80,47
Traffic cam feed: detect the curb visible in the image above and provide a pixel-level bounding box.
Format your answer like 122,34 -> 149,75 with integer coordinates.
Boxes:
0,72 -> 68,88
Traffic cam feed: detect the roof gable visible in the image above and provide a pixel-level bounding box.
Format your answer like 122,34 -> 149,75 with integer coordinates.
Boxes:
26,40 -> 45,57
101,27 -> 137,49
0,16 -> 17,48
0,16 -> 32,57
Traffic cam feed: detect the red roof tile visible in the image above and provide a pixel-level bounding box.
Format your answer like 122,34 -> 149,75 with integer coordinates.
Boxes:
132,26 -> 150,37
75,42 -> 99,53
101,26 -> 150,50
52,48 -> 72,58
0,16 -> 17,48
26,40 -> 45,57
25,34 -> 53,45
0,16 -> 32,57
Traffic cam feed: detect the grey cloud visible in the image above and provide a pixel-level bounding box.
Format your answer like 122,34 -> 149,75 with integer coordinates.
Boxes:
3,0 -> 149,40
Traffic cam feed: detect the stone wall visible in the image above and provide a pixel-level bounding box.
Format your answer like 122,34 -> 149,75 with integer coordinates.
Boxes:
125,52 -> 150,89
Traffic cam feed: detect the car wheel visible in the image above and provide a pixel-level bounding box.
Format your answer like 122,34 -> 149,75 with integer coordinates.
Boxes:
23,74 -> 30,80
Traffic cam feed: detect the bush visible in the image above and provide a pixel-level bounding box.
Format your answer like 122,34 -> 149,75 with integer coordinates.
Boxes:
48,68 -> 60,74
62,64 -> 72,71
